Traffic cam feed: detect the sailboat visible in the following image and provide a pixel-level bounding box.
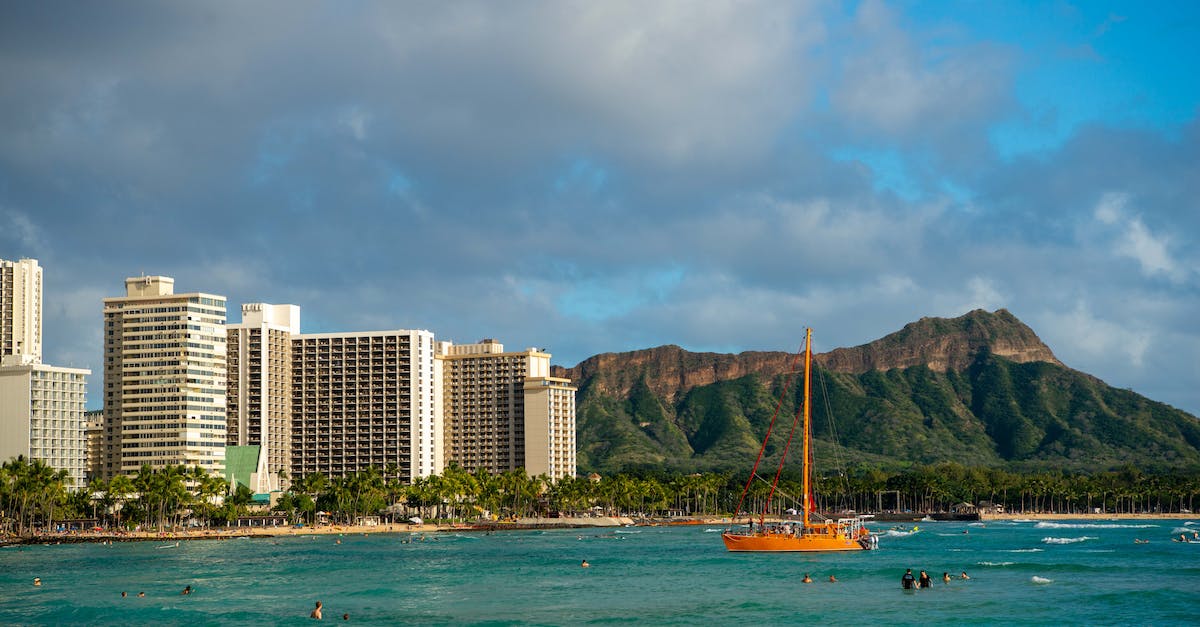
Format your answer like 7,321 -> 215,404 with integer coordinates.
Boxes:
722,328 -> 876,552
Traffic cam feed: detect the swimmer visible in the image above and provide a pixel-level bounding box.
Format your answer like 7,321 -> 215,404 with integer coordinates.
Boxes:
33,577 -> 41,586
311,600 -> 323,620
343,614 -> 349,621
182,585 -> 192,595
942,572 -> 951,583
828,575 -> 837,583
802,573 -> 812,583
121,591 -> 128,598
581,560 -> 590,568
960,572 -> 970,580
138,592 -> 145,597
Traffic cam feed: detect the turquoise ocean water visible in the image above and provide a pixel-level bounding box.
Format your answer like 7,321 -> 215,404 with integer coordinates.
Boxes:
2,519 -> 1198,625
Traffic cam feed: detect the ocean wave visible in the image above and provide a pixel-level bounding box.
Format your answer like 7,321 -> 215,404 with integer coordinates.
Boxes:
977,561 -> 1014,566
1171,527 -> 1199,535
967,522 -> 986,527
1035,522 -> 1158,529
1004,548 -> 1044,553
882,529 -> 918,538
1041,536 -> 1097,544
1031,576 -> 1053,584
704,528 -> 724,533
1011,518 -> 1036,523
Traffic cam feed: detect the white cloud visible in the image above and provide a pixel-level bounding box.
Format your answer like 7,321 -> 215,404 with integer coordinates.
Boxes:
1041,301 -> 1150,368
1091,193 -> 1185,282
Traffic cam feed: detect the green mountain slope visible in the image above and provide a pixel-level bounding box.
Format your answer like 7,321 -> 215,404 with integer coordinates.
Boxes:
563,310 -> 1200,473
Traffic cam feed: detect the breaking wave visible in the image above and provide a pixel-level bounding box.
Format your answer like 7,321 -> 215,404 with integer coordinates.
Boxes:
1035,522 -> 1157,529
977,561 -> 1014,567
1042,536 -> 1097,544
1031,576 -> 1053,584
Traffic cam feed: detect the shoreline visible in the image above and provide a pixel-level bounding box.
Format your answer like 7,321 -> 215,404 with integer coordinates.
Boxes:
6,512 -> 1194,546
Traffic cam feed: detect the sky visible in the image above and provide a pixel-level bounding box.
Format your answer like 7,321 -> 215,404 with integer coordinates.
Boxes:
1,1 -> 1197,416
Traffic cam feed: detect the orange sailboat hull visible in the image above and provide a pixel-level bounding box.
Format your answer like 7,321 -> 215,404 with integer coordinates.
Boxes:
722,530 -> 866,552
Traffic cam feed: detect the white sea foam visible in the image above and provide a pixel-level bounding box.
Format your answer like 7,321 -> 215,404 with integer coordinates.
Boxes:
1031,576 -> 1053,584
1011,518 -> 1036,523
968,522 -> 986,527
1171,527 -> 1199,535
977,561 -> 1014,566
1041,536 -> 1097,544
883,529 -> 918,538
704,528 -> 724,533
1004,548 -> 1044,553
1034,522 -> 1157,529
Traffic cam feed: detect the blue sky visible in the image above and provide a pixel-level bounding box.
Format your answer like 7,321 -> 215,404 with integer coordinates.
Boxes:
1,1 -> 1197,416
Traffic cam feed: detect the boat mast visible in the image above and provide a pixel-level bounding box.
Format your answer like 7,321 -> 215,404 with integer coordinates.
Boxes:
802,328 -> 812,530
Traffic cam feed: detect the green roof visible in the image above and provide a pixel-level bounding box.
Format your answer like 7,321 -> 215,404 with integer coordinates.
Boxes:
225,445 -> 261,490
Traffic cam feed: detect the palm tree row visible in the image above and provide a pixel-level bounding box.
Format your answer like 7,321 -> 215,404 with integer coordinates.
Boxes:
7,456 -> 1200,535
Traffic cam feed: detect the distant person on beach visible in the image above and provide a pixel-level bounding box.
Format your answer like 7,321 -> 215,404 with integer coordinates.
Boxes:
311,600 -> 323,620
802,573 -> 812,583
918,571 -> 932,588
901,569 -> 916,589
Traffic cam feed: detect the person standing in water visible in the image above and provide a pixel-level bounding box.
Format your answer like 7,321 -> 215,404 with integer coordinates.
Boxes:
918,571 -> 932,588
901,569 -> 916,589
311,601 -> 323,620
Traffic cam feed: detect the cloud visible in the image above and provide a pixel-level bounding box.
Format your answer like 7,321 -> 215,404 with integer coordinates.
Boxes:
1092,192 -> 1188,282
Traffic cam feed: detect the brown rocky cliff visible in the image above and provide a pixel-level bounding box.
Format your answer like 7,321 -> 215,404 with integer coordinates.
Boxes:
552,309 -> 1062,402
819,308 -> 1061,374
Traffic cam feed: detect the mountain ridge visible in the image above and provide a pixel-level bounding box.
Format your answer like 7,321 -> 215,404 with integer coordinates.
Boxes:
552,309 -> 1200,474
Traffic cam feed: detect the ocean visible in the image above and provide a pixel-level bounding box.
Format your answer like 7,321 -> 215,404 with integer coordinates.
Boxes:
2,519 -> 1198,625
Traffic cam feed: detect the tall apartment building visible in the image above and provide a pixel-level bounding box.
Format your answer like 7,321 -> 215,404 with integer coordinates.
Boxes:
1,258 -> 43,362
0,257 -> 91,487
101,276 -> 227,478
226,303 -> 299,493
0,363 -> 90,486
84,409 -> 104,483
437,340 -> 576,480
291,330 -> 439,483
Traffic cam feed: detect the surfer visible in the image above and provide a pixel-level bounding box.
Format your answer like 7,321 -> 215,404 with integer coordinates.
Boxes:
901,569 -> 916,590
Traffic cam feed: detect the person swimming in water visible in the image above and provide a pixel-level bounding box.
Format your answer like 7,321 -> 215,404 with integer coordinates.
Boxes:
961,571 -> 970,580
942,572 -> 951,583
581,560 -> 590,568
828,575 -> 838,583
802,573 -> 812,583
901,569 -> 916,589
33,577 -> 41,587
182,585 -> 192,595
311,600 -> 323,620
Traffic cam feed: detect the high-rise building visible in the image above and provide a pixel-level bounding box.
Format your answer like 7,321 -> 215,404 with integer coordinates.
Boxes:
291,329 -> 439,483
0,258 -> 43,362
101,276 -> 227,478
0,363 -> 90,487
226,303 -> 300,493
84,409 -> 104,483
437,340 -> 576,480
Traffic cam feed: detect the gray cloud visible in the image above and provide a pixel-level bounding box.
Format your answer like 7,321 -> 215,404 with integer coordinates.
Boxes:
1,2 -> 1196,417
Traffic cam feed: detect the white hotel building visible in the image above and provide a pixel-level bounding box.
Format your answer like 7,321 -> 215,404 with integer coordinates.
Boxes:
100,276 -> 227,478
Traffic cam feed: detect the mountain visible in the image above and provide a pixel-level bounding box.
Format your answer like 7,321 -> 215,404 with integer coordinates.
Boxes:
556,309 -> 1200,473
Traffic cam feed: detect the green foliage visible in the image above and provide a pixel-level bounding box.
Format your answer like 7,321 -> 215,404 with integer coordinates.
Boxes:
576,350 -> 1200,474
